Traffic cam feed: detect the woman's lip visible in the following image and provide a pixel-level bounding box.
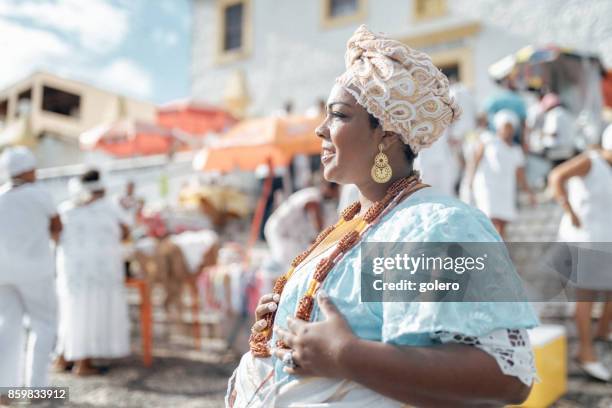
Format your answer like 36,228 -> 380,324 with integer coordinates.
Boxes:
321,152 -> 335,164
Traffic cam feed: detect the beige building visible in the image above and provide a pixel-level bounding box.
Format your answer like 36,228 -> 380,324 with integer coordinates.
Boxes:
0,71 -> 156,167
191,0 -> 612,116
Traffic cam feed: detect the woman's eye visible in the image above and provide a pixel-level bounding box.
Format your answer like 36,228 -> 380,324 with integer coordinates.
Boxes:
330,111 -> 346,119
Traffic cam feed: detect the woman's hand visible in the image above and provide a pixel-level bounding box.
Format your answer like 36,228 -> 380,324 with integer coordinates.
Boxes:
568,208 -> 581,228
273,291 -> 356,378
251,293 -> 280,333
560,199 -> 581,228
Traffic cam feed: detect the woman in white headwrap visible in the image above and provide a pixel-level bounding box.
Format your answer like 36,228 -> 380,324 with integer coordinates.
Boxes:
0,147 -> 62,390
471,109 -> 535,238
548,126 -> 612,382
227,26 -> 538,407
55,169 -> 131,375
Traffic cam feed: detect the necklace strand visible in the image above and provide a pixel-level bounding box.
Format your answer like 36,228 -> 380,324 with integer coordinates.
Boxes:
249,175 -> 423,357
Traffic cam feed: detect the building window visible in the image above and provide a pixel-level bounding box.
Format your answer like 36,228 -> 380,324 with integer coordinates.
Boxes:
321,0 -> 367,29
429,47 -> 474,88
223,3 -> 243,51
216,0 -> 252,64
413,0 -> 447,21
439,64 -> 460,83
0,99 -> 7,124
329,0 -> 358,17
41,86 -> 81,119
17,88 -> 32,117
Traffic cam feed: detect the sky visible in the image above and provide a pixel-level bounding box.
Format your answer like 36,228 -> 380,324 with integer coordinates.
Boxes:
0,0 -> 191,104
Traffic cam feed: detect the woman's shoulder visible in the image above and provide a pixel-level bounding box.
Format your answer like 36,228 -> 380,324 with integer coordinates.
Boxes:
368,188 -> 501,243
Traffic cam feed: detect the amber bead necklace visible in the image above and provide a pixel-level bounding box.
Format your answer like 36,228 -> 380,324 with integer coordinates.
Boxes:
249,174 -> 425,357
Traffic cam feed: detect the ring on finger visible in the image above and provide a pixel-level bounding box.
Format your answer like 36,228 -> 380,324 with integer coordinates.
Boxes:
282,351 -> 297,369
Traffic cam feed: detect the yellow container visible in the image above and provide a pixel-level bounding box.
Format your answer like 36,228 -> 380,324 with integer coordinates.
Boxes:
512,325 -> 567,408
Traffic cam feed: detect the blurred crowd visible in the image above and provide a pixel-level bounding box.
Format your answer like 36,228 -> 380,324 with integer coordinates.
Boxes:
1,73 -> 612,394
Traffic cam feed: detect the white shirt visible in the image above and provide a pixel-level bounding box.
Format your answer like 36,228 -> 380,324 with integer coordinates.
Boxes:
542,106 -> 576,160
57,199 -> 125,293
0,182 -> 57,282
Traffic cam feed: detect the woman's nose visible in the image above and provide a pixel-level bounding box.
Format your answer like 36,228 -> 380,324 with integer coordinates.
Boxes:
315,121 -> 328,140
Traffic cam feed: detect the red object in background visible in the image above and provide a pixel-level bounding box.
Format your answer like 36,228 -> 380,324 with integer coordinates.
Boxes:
603,70 -> 612,108
80,100 -> 235,158
157,99 -> 236,136
139,213 -> 168,238
80,119 -> 188,157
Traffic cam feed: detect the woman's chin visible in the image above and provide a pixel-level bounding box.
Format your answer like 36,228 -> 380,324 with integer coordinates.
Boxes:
322,165 -> 339,183
324,169 -> 354,186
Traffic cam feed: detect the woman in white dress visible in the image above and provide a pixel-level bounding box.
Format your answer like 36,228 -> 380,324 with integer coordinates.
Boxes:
55,170 -> 131,375
548,126 -> 612,382
471,110 -> 535,238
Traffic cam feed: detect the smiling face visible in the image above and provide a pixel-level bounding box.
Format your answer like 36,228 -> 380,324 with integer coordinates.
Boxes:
315,84 -> 382,185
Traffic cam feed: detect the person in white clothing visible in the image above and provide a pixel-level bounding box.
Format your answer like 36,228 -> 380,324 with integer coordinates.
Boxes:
264,180 -> 339,277
115,180 -> 140,228
540,93 -> 577,166
414,129 -> 459,196
55,169 -> 131,376
459,113 -> 493,204
548,125 -> 612,382
471,110 -> 535,238
416,80 -> 477,198
0,146 -> 62,391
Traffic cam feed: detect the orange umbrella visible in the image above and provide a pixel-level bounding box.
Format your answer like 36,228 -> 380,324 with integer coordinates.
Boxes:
193,114 -> 323,249
80,119 -> 190,157
193,114 -> 322,172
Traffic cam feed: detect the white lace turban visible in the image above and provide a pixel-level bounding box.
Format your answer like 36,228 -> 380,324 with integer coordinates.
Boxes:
0,146 -> 36,177
336,25 -> 461,154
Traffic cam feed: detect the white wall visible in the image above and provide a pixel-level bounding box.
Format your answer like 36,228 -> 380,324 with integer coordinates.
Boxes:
192,0 -> 612,115
452,0 -> 612,108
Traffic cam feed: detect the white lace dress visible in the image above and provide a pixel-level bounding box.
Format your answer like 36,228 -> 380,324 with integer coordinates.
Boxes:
436,329 -> 536,386
228,188 -> 539,407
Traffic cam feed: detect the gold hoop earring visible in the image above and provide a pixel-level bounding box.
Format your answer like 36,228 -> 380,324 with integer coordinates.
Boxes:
371,143 -> 392,183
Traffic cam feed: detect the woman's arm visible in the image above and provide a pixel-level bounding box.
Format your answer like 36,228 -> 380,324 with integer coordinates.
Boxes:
339,336 -> 529,407
49,214 -> 63,242
275,292 -> 531,407
548,153 -> 591,226
119,223 -> 130,241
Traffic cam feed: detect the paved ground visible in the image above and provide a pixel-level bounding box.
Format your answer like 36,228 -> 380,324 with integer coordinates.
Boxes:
39,321 -> 239,407
12,197 -> 612,407
31,316 -> 612,407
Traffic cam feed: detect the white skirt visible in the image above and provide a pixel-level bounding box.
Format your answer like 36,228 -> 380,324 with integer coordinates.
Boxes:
57,282 -> 130,361
227,352 -> 403,408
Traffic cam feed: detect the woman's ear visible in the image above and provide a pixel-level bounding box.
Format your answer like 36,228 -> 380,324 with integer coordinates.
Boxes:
380,131 -> 403,150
